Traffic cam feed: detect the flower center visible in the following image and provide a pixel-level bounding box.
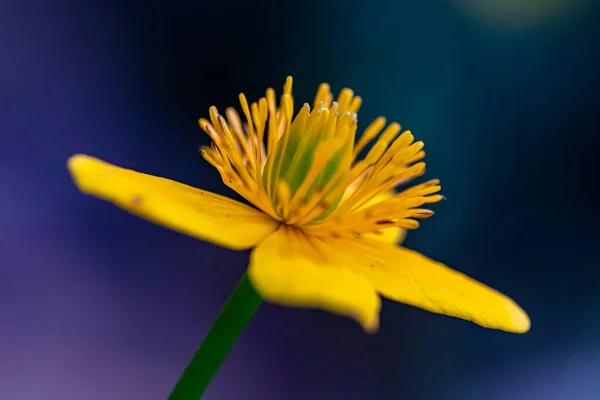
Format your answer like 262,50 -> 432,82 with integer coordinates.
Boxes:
198,77 -> 444,237
263,101 -> 357,224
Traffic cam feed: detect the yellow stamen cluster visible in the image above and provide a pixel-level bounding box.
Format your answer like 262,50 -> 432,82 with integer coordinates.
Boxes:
199,77 -> 443,239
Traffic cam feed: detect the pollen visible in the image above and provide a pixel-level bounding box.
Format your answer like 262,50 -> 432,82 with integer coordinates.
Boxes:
199,77 -> 443,238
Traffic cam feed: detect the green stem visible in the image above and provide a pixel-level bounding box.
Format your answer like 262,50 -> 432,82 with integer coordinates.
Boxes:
168,271 -> 262,400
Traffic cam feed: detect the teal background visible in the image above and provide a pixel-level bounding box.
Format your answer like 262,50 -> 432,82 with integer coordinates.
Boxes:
2,0 -> 599,398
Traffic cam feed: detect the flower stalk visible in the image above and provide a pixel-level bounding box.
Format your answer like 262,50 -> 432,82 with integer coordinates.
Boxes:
168,271 -> 262,400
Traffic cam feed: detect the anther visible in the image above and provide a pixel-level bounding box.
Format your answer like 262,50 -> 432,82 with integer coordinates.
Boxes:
412,210 -> 435,218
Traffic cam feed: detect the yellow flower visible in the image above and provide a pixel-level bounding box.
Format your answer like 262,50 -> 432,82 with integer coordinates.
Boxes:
67,77 -> 530,334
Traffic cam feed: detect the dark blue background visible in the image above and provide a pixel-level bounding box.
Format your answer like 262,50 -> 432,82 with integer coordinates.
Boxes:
2,0 -> 599,399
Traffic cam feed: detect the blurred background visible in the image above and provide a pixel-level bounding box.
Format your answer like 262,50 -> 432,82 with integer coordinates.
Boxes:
2,0 -> 599,399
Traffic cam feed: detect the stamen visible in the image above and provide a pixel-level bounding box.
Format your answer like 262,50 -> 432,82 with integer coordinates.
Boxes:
209,106 -> 223,137
336,88 -> 354,113
352,117 -> 386,160
267,96 -> 293,203
313,83 -> 332,108
263,87 -> 280,198
198,77 -> 442,232
218,115 -> 253,169
287,139 -> 348,225
349,96 -> 362,113
284,140 -> 339,220
239,94 -> 260,179
276,180 -> 292,218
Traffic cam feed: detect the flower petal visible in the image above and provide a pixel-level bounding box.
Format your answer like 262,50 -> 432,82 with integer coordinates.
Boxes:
318,237 -> 530,333
248,226 -> 381,333
67,154 -> 279,250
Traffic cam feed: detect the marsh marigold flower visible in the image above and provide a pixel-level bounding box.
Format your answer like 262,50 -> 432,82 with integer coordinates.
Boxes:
68,77 -> 530,334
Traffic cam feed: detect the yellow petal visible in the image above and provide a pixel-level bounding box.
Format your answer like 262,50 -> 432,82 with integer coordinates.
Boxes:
67,154 -> 279,250
319,237 -> 530,333
248,226 -> 381,333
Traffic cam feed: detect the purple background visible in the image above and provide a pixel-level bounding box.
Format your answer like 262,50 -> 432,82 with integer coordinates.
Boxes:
2,0 -> 600,399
